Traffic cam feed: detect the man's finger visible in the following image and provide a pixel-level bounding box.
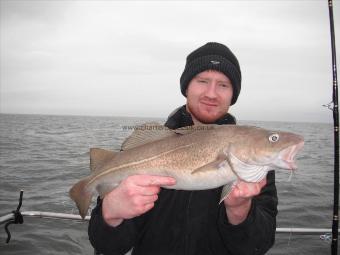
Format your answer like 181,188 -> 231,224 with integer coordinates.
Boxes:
141,194 -> 159,204
235,182 -> 261,198
142,202 -> 155,213
258,178 -> 267,188
131,175 -> 176,187
132,185 -> 161,196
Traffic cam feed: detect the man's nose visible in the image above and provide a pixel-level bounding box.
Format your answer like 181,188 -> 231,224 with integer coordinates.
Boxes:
205,82 -> 217,98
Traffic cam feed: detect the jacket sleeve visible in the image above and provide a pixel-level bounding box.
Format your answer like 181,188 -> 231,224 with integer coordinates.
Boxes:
88,198 -> 144,255
217,170 -> 278,255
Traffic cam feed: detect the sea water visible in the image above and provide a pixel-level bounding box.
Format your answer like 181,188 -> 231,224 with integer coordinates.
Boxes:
0,114 -> 336,254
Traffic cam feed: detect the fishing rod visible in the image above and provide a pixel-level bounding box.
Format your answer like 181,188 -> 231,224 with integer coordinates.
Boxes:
327,1 -> 339,255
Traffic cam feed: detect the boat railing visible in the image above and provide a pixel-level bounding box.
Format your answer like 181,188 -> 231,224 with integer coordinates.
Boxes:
0,190 -> 337,244
0,210 -> 337,241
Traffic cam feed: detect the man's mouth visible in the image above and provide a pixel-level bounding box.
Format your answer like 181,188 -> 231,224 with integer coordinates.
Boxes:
200,101 -> 218,107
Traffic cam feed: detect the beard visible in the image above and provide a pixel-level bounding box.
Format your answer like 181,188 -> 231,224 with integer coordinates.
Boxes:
186,102 -> 228,124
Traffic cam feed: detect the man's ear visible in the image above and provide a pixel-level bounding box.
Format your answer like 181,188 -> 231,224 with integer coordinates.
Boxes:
185,83 -> 190,97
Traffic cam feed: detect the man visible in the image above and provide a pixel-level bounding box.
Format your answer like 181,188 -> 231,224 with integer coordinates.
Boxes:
88,42 -> 278,255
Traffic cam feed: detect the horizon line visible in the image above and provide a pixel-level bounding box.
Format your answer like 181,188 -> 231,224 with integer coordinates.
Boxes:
0,111 -> 332,125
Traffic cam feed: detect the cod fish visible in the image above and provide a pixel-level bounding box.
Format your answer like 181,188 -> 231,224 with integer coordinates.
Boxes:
70,123 -> 304,219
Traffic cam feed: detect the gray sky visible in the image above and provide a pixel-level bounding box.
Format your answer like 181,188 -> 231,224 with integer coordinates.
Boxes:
1,0 -> 339,123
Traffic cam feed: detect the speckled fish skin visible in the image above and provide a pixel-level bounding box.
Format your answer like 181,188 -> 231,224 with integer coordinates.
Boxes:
69,124 -> 304,219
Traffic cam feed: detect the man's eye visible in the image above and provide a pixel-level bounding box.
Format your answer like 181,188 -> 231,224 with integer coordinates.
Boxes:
219,83 -> 230,88
198,79 -> 208,83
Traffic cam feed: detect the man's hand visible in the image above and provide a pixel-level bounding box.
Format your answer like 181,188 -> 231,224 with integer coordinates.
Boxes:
102,175 -> 176,227
223,178 -> 267,225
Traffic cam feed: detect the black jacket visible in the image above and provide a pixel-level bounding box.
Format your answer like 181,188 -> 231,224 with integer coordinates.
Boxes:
88,106 -> 278,255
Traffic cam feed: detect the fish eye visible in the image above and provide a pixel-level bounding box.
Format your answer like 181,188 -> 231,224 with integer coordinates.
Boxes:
269,133 -> 279,143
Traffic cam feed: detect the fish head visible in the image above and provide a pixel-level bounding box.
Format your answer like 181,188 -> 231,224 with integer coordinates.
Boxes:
225,127 -> 304,171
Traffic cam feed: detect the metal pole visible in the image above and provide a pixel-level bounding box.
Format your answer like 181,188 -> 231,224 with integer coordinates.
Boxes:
327,1 -> 339,254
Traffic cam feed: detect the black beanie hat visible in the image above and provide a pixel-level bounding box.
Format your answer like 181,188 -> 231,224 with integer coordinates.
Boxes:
180,42 -> 242,105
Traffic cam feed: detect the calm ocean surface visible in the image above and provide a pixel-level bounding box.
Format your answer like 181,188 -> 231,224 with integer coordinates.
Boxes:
0,114 -> 336,254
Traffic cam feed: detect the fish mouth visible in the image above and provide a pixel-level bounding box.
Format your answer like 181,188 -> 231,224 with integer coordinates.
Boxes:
276,141 -> 304,170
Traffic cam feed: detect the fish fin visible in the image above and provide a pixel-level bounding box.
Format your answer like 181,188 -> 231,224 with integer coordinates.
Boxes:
219,181 -> 237,203
174,124 -> 218,135
225,144 -> 269,182
173,126 -> 197,135
97,182 -> 119,198
191,158 -> 226,174
223,144 -> 239,176
69,177 -> 93,219
90,148 -> 118,172
121,122 -> 177,150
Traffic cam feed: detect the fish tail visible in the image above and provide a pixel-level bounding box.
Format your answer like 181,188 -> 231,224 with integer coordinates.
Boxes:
69,177 -> 92,219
